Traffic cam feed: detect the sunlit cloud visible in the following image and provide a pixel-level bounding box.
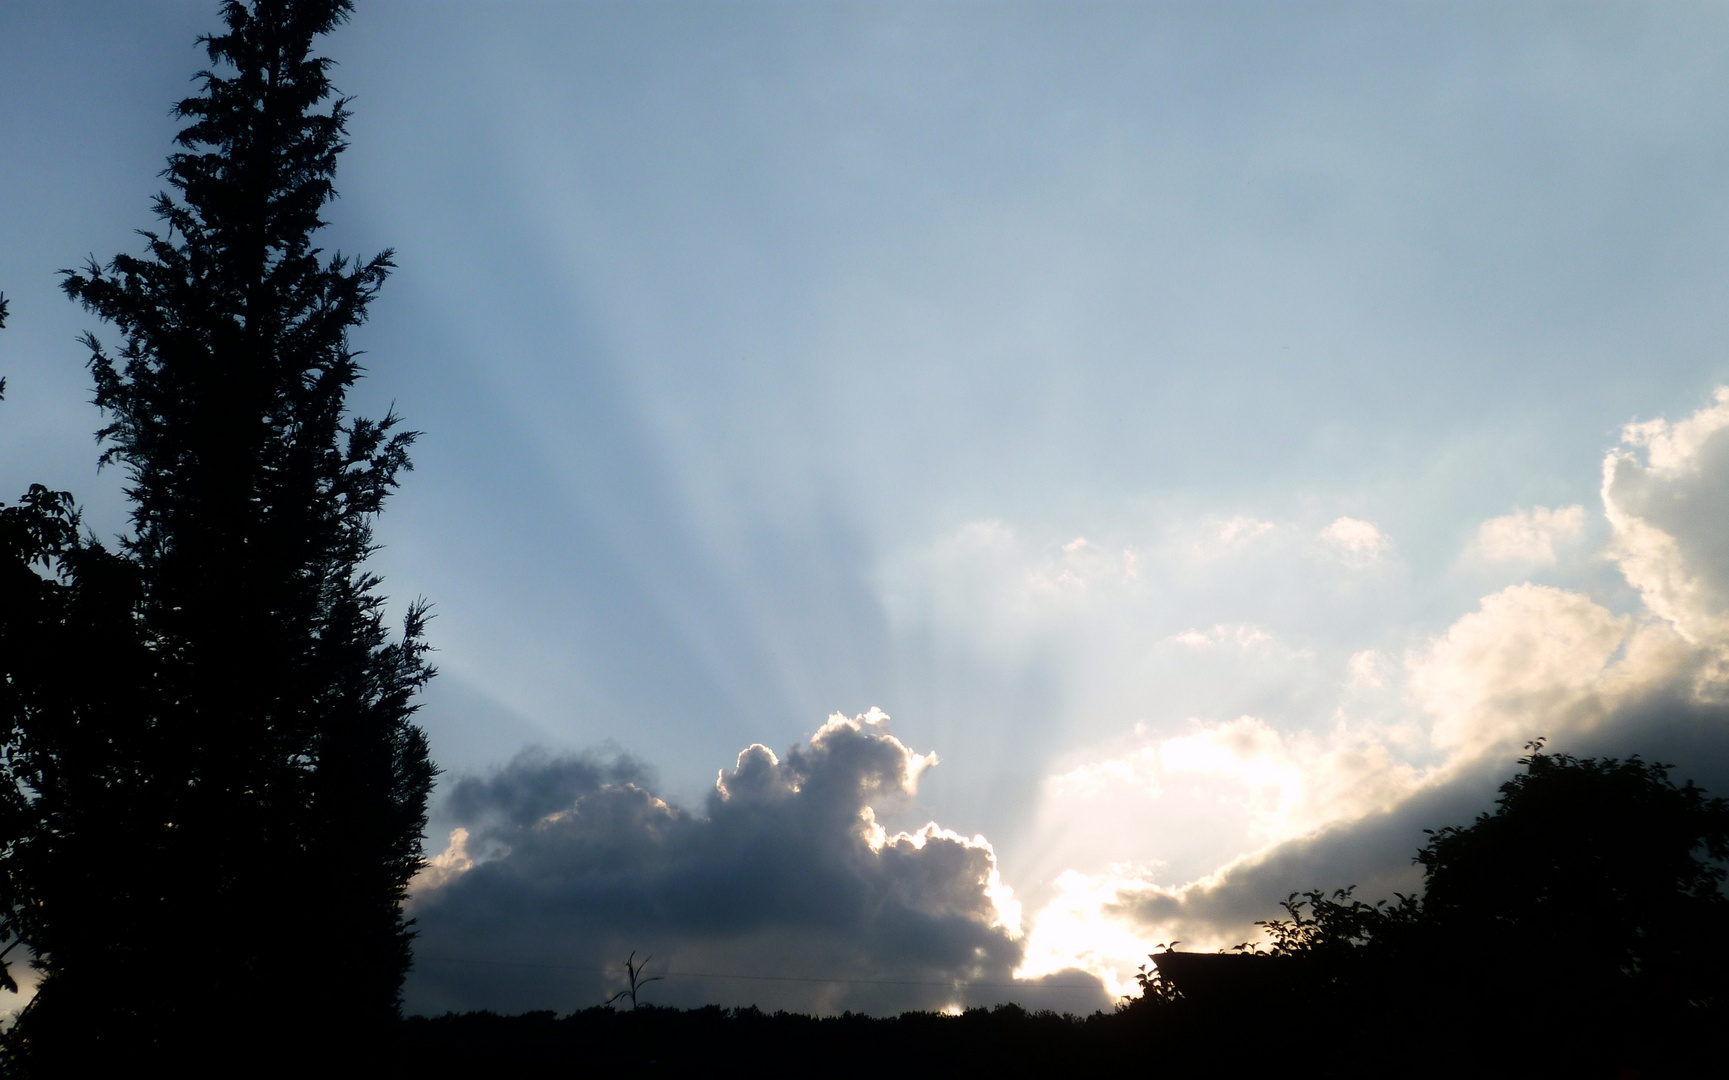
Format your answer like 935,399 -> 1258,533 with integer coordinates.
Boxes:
1015,869 -> 1154,999
1407,583 -> 1631,756
1046,715 -> 1421,860
1216,515 -> 1276,547
1346,649 -> 1386,689
1603,385 -> 1729,649
1013,388 -> 1729,992
1319,516 -> 1388,560
1167,624 -> 1273,649
411,827 -> 475,893
1469,505 -> 1585,565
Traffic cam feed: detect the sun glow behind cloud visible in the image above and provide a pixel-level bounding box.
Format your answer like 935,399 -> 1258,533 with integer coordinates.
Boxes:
390,386 -> 1729,1013
397,383 -> 1729,1016
998,391 -> 1729,993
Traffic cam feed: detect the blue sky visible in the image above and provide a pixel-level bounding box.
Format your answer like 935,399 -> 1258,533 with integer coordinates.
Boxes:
6,1 -> 1729,1012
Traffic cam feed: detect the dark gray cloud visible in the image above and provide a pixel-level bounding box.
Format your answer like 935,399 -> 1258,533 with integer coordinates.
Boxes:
441,745 -> 652,837
406,712 -> 1110,1016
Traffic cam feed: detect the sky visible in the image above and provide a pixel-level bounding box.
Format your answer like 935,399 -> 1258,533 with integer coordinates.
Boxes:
6,0 -> 1729,1015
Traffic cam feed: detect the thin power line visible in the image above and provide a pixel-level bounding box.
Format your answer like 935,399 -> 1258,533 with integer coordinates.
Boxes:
414,954 -> 1105,992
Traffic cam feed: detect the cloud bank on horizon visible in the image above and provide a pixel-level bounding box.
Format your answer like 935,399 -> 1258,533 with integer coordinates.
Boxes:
408,709 -> 1106,1015
410,388 -> 1729,1011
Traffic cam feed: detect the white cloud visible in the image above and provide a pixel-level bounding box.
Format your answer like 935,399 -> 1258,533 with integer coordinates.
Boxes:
874,390 -> 1729,1001
1040,714 -> 1421,870
1167,624 -> 1272,649
1319,516 -> 1388,558
1217,516 -> 1275,546
1016,870 -> 1157,999
1027,535 -> 1144,597
894,520 -> 1146,624
1407,583 -> 1631,756
1415,390 -> 1729,763
1346,649 -> 1385,689
1021,580 -> 1664,982
1618,385 -> 1729,473
1018,388 -> 1729,990
1084,716 -> 1414,841
1017,712 -> 1425,990
1470,504 -> 1585,564
1166,515 -> 1281,562
412,827 -> 475,893
1603,386 -> 1729,650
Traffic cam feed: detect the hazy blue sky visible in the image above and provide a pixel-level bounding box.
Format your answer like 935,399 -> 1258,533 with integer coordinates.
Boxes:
6,1 -> 1729,1012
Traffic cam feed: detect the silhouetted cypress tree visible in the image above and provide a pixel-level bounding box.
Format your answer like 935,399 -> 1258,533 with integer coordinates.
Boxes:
0,1 -> 434,1068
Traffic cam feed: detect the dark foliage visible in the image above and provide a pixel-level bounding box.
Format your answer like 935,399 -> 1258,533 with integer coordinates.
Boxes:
0,1 -> 434,1070
1395,746 -> 1729,1076
1138,744 -> 1729,1078
401,1004 -> 1153,1078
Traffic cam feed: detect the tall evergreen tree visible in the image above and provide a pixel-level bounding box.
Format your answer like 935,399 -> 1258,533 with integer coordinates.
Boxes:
0,0 -> 435,1067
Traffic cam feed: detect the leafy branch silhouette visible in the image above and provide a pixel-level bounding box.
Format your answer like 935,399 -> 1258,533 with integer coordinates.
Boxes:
605,952 -> 664,1010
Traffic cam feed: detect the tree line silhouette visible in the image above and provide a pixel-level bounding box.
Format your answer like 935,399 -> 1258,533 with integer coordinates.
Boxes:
1127,741 -> 1729,1078
2,2 -> 1727,1077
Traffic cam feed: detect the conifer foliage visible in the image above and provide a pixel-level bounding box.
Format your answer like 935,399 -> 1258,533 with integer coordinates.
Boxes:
0,1 -> 435,1066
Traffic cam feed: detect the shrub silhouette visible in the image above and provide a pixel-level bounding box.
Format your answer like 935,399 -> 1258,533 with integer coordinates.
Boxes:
1235,743 -> 1729,1077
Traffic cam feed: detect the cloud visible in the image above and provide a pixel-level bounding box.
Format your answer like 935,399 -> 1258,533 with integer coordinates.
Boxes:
1604,386 -> 1729,651
406,710 -> 1109,1016
1319,516 -> 1388,560
1018,765 -> 1485,988
1216,516 -> 1275,547
1023,674 -> 1729,988
1016,712 -> 1424,992
1097,757 -> 1505,953
1469,504 -> 1585,565
413,827 -> 475,893
1017,388 -> 1729,991
1100,679 -> 1729,958
441,746 -> 652,839
1167,624 -> 1272,649
1047,715 -> 1417,848
1346,649 -> 1385,689
1029,536 -> 1143,596
1407,583 -> 1633,756
883,520 -> 1148,640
